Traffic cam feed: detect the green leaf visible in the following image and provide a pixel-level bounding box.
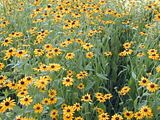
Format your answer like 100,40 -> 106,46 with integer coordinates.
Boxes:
96,73 -> 108,80
85,80 -> 95,91
131,72 -> 137,80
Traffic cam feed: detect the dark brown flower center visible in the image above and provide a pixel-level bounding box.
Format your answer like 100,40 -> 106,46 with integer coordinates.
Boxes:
24,98 -> 28,101
5,102 -> 10,106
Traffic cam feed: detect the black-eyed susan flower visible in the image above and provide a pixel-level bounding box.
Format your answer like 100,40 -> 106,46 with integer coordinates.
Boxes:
123,42 -> 132,49
33,103 -> 43,113
48,89 -> 57,98
0,62 -> 5,70
20,95 -> 33,106
95,107 -> 104,114
82,43 -> 93,51
140,106 -> 153,118
43,44 -> 53,51
62,77 -> 74,86
146,82 -> 159,92
124,49 -> 133,55
50,109 -> 58,119
48,63 -> 62,71
1,97 -> 16,111
77,83 -> 85,90
148,53 -> 159,60
104,51 -> 112,56
5,47 -> 16,57
34,49 -> 44,56
41,98 -> 50,105
86,52 -> 94,59
137,52 -> 145,57
111,114 -> 123,120
104,93 -> 112,100
63,105 -> 75,116
49,97 -> 57,105
65,52 -> 75,60
15,50 -> 27,58
23,76 -> 33,85
63,114 -> 74,120
154,13 -> 160,21
98,112 -> 110,120
134,111 -> 144,120
17,90 -> 28,98
123,110 -> 134,119
73,103 -> 81,111
81,93 -> 92,102
74,116 -> 84,120
53,48 -> 62,55
138,77 -> 150,87
1,37 -> 13,46
76,71 -> 88,79
119,86 -> 130,95
0,75 -> 7,84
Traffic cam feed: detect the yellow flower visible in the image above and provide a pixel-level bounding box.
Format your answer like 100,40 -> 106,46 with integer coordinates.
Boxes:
65,52 -> 75,59
63,106 -> 75,116
43,44 -> 53,51
123,110 -> 134,119
41,98 -> 50,105
50,109 -> 58,118
146,82 -> 159,92
124,49 -> 133,55
82,43 -> 93,51
119,86 -> 130,95
15,50 -> 27,58
63,114 -> 74,120
34,78 -> 49,89
137,52 -> 145,57
48,63 -> 62,71
95,93 -> 107,103
48,89 -> 57,97
1,97 -> 16,111
123,42 -> 132,49
111,114 -> 123,120
17,90 -> 28,98
62,77 -> 74,86
77,83 -> 85,90
0,62 -> 5,70
1,37 -> 13,46
86,52 -> 94,59
98,112 -> 110,120
33,103 -> 43,113
49,97 -> 57,105
134,111 -> 144,120
0,75 -> 7,84
154,13 -> 160,21
76,71 -> 88,79
104,93 -> 112,100
148,53 -> 159,60
147,49 -> 157,54
53,48 -> 62,55
104,51 -> 112,56
73,103 -> 81,111
5,47 -> 16,57
95,107 -> 104,114
74,116 -> 84,120
20,95 -> 33,106
81,93 -> 92,102
138,77 -> 150,87
140,106 -> 153,118
156,66 -> 160,73
34,49 -> 44,56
